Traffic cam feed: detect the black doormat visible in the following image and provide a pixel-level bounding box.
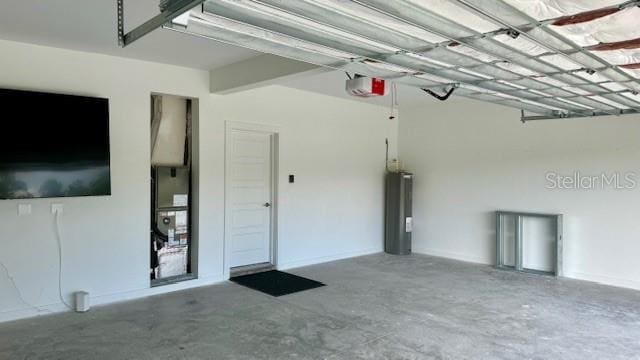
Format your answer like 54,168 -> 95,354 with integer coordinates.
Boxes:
231,270 -> 325,297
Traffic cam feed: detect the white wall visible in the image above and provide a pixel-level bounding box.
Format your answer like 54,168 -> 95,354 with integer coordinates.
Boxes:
212,87 -> 397,270
399,98 -> 640,290
0,39 -> 397,322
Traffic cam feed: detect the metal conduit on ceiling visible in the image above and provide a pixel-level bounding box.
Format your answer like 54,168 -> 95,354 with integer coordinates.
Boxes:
118,0 -> 640,121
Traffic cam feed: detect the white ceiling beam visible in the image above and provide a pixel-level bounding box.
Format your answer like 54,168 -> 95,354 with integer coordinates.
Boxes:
209,53 -> 328,94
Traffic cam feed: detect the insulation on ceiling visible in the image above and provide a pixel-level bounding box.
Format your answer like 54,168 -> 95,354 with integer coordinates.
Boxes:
503,0 -> 622,20
593,49 -> 640,67
510,0 -> 640,77
551,7 -> 640,47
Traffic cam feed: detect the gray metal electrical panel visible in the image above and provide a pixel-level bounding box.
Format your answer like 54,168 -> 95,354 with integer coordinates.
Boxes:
155,166 -> 190,210
385,172 -> 413,255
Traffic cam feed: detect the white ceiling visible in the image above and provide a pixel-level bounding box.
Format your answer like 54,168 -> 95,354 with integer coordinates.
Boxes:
0,0 -> 259,70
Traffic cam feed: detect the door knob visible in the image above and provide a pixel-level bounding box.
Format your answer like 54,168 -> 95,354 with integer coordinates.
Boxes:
263,202 -> 271,207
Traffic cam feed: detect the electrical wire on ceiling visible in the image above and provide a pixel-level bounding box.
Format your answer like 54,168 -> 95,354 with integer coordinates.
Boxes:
389,82 -> 398,119
422,85 -> 457,101
385,138 -> 389,172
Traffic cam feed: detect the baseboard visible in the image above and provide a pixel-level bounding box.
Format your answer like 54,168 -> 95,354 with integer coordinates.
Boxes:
415,248 -> 640,291
563,271 -> 640,291
90,273 -> 227,306
414,247 -> 491,265
0,302 -> 69,324
277,247 -> 382,270
0,273 -> 227,324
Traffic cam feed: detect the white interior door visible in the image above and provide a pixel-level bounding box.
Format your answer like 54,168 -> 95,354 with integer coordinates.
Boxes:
228,129 -> 273,268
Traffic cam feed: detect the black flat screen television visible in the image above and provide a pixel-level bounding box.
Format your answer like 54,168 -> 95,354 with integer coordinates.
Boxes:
0,88 -> 111,199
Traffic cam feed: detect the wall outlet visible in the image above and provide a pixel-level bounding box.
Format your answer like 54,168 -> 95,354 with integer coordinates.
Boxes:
18,204 -> 32,216
51,203 -> 64,214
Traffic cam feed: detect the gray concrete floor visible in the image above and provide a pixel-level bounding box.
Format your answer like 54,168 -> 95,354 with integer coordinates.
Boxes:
1,253 -> 640,360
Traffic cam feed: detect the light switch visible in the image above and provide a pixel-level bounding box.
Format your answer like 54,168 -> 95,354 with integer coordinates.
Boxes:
51,203 -> 64,214
18,204 -> 32,216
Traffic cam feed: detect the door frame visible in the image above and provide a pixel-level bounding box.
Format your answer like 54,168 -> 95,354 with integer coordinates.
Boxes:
224,121 -> 279,278
149,92 -> 200,286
